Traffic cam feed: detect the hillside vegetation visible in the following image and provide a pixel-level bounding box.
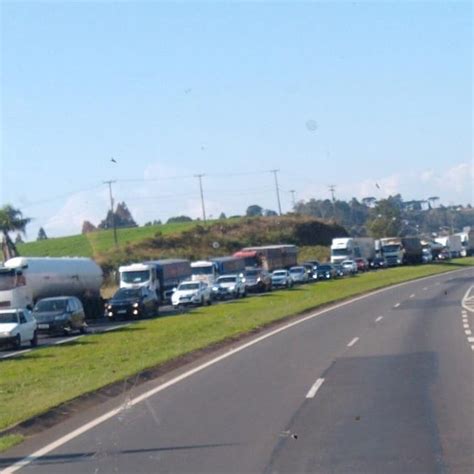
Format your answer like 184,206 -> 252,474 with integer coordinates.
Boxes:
17,216 -> 343,273
95,216 -> 345,273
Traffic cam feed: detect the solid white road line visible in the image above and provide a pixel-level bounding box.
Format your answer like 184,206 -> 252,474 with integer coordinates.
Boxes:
55,336 -> 82,345
306,378 -> 325,399
375,316 -> 383,323
347,337 -> 359,347
0,349 -> 32,359
393,303 -> 400,308
103,324 -> 130,332
2,268 -> 471,474
423,287 -> 428,291
409,294 -> 415,298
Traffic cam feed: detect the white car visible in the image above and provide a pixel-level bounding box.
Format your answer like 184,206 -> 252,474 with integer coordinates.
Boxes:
289,266 -> 309,284
171,281 -> 212,307
0,308 -> 38,349
212,274 -> 246,300
341,259 -> 358,274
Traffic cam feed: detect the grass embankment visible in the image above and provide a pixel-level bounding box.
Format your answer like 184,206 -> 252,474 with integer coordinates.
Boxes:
1,259 -> 472,443
17,221 -> 198,258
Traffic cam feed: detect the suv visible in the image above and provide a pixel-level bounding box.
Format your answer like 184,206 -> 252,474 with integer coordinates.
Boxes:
244,268 -> 272,293
0,308 -> 38,349
212,274 -> 246,300
171,280 -> 212,307
106,287 -> 159,320
33,296 -> 87,336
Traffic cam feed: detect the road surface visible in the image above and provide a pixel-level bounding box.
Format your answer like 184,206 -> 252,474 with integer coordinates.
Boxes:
1,268 -> 473,473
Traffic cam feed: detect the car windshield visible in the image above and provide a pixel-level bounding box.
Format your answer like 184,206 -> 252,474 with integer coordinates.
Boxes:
290,268 -> 304,273
245,270 -> 259,277
114,289 -> 141,300
34,299 -> 67,312
178,282 -> 200,291
332,249 -> 348,256
121,270 -> 149,284
318,265 -> 332,271
273,271 -> 286,277
0,312 -> 18,324
217,277 -> 236,284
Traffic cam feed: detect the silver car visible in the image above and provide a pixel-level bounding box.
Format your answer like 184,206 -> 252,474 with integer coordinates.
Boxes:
289,266 -> 309,284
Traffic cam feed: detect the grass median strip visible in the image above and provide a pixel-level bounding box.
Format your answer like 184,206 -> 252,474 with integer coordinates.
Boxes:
0,259 -> 472,436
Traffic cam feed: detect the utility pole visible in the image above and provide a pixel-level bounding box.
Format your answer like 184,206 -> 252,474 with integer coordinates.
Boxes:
104,180 -> 118,246
195,174 -> 207,223
328,184 -> 336,203
329,184 -> 337,222
290,190 -> 296,209
271,169 -> 282,216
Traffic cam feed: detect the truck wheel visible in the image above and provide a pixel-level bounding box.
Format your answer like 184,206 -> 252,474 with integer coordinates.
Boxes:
242,291 -> 247,298
207,297 -> 212,306
30,331 -> 38,347
80,324 -> 87,335
14,334 -> 21,350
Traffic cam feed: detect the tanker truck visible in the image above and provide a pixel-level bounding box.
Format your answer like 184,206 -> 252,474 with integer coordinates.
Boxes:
0,257 -> 103,318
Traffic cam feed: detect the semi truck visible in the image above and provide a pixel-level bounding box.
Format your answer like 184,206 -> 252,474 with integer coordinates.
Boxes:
435,235 -> 463,258
233,245 -> 298,271
0,257 -> 103,317
330,238 -> 375,264
381,237 -> 423,265
455,229 -> 474,256
191,256 -> 245,285
119,259 -> 191,303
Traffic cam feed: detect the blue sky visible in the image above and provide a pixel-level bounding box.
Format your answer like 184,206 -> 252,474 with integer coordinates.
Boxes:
1,1 -> 472,239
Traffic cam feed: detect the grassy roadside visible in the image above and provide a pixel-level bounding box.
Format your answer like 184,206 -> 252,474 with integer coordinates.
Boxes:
1,259 -> 473,446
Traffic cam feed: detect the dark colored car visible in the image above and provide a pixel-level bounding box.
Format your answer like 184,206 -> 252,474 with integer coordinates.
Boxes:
370,257 -> 387,269
106,287 -> 158,320
331,263 -> 345,278
244,268 -> 272,293
355,258 -> 369,272
33,296 -> 87,336
316,264 -> 336,280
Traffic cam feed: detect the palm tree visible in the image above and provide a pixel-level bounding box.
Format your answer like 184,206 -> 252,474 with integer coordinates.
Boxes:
0,205 -> 31,261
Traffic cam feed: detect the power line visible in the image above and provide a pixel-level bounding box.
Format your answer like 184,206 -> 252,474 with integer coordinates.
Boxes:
270,169 -> 283,216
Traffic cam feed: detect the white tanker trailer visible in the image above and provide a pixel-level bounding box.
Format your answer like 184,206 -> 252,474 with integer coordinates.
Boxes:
0,257 -> 103,318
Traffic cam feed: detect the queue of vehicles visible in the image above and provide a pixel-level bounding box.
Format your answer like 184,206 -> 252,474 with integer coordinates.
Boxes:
0,233 -> 469,350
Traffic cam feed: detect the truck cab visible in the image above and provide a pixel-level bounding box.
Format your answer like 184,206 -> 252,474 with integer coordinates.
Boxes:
191,261 -> 217,285
119,263 -> 160,302
0,266 -> 28,309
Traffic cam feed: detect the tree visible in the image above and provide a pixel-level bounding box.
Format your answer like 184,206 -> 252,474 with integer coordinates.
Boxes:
37,227 -> 48,241
218,212 -> 227,220
246,205 -> 263,217
82,221 -> 97,234
143,220 -> 162,227
366,198 -> 402,238
98,201 -> 137,229
362,197 -> 377,208
15,234 -> 24,245
166,215 -> 193,224
263,209 -> 278,217
0,205 -> 31,261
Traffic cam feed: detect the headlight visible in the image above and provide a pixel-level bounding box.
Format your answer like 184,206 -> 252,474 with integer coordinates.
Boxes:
107,304 -> 112,310
212,287 -> 218,292
107,311 -> 113,317
397,259 -> 401,264
133,310 -> 138,315
133,302 -> 139,308
0,331 -> 12,337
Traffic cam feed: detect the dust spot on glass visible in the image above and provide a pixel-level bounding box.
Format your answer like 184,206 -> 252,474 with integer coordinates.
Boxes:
305,119 -> 318,132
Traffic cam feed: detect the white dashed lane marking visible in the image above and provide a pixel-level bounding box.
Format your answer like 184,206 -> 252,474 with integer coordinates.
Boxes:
347,337 -> 359,347
306,378 -> 325,399
375,316 -> 383,323
393,303 -> 400,308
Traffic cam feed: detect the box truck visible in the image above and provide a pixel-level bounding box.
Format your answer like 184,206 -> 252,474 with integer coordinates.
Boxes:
330,238 -> 375,264
233,245 -> 298,271
191,256 -> 245,285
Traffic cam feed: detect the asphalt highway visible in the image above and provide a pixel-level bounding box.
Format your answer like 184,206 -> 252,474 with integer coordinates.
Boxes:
1,268 -> 473,474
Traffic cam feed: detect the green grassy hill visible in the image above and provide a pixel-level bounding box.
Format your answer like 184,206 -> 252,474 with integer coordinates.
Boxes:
17,221 -> 198,258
